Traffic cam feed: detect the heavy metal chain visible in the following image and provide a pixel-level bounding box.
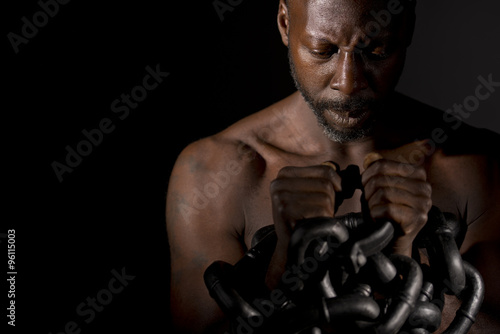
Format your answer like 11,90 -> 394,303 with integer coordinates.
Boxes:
204,166 -> 484,334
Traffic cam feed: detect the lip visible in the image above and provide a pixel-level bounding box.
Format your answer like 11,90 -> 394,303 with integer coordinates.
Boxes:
326,109 -> 370,128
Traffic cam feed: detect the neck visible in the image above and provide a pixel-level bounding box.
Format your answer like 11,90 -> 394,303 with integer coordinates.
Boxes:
292,91 -> 416,167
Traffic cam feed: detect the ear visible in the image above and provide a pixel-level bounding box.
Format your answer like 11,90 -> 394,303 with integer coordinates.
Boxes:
277,0 -> 290,47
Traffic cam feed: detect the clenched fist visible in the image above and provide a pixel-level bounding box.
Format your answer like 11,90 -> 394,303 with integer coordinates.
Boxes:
270,163 -> 342,250
266,155 -> 432,288
361,153 -> 433,256
266,163 -> 343,288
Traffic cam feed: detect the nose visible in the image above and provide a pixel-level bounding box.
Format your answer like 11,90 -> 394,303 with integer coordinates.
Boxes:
330,50 -> 368,96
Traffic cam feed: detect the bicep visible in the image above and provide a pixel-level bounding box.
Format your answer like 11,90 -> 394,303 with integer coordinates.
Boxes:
167,212 -> 244,333
166,149 -> 246,333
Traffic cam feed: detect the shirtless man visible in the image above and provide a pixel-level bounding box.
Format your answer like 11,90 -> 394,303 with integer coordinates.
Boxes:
166,0 -> 500,332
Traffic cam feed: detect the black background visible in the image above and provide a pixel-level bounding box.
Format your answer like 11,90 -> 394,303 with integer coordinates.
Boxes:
4,1 -> 499,333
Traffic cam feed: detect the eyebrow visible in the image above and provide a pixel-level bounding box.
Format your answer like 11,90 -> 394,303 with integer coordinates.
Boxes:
304,28 -> 395,48
304,33 -> 335,44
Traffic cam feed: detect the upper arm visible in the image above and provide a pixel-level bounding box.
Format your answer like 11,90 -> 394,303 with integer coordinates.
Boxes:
461,154 -> 500,248
460,154 -> 500,316
166,138 -> 247,333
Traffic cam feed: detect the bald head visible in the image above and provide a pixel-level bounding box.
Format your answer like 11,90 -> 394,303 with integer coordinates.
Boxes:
285,0 -> 416,11
284,0 -> 416,32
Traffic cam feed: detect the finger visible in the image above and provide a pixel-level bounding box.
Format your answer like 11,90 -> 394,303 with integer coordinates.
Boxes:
363,152 -> 384,170
363,175 -> 432,200
277,165 -> 342,192
272,191 -> 336,223
361,159 -> 427,185
369,203 -> 428,234
270,177 -> 336,210
366,186 -> 433,213
321,161 -> 339,172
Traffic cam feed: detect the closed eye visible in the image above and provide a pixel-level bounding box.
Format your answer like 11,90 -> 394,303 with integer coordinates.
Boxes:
364,45 -> 390,61
310,45 -> 339,59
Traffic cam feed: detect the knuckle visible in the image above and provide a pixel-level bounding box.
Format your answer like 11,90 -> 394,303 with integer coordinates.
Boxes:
277,166 -> 295,178
410,210 -> 428,227
320,165 -> 338,181
325,165 -> 339,179
371,204 -> 391,219
272,196 -> 290,219
417,212 -> 428,226
401,225 -> 412,237
370,160 -> 385,174
423,198 -> 433,211
275,202 -> 287,215
270,190 -> 279,203
269,179 -> 283,193
415,197 -> 432,212
413,165 -> 427,179
275,200 -> 295,219
364,174 -> 383,191
423,183 -> 432,197
323,168 -> 342,191
370,188 -> 385,205
271,189 -> 288,205
363,177 -> 378,196
386,204 -> 398,218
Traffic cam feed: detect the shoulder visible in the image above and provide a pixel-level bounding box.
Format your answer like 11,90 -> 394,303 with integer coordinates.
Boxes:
167,133 -> 257,205
166,102 -> 280,222
426,105 -> 500,183
390,93 -> 499,165
170,133 -> 259,190
417,102 -> 500,247
432,122 -> 500,223
393,93 -> 499,221
170,92 -> 307,184
170,102 -> 278,187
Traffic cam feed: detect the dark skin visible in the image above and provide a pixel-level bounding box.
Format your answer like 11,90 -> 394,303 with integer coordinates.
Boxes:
166,0 -> 500,333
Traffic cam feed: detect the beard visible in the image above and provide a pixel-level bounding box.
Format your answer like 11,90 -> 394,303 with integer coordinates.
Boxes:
288,49 -> 382,144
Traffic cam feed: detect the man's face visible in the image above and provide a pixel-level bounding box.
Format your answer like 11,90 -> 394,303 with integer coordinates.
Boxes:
283,0 -> 414,143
